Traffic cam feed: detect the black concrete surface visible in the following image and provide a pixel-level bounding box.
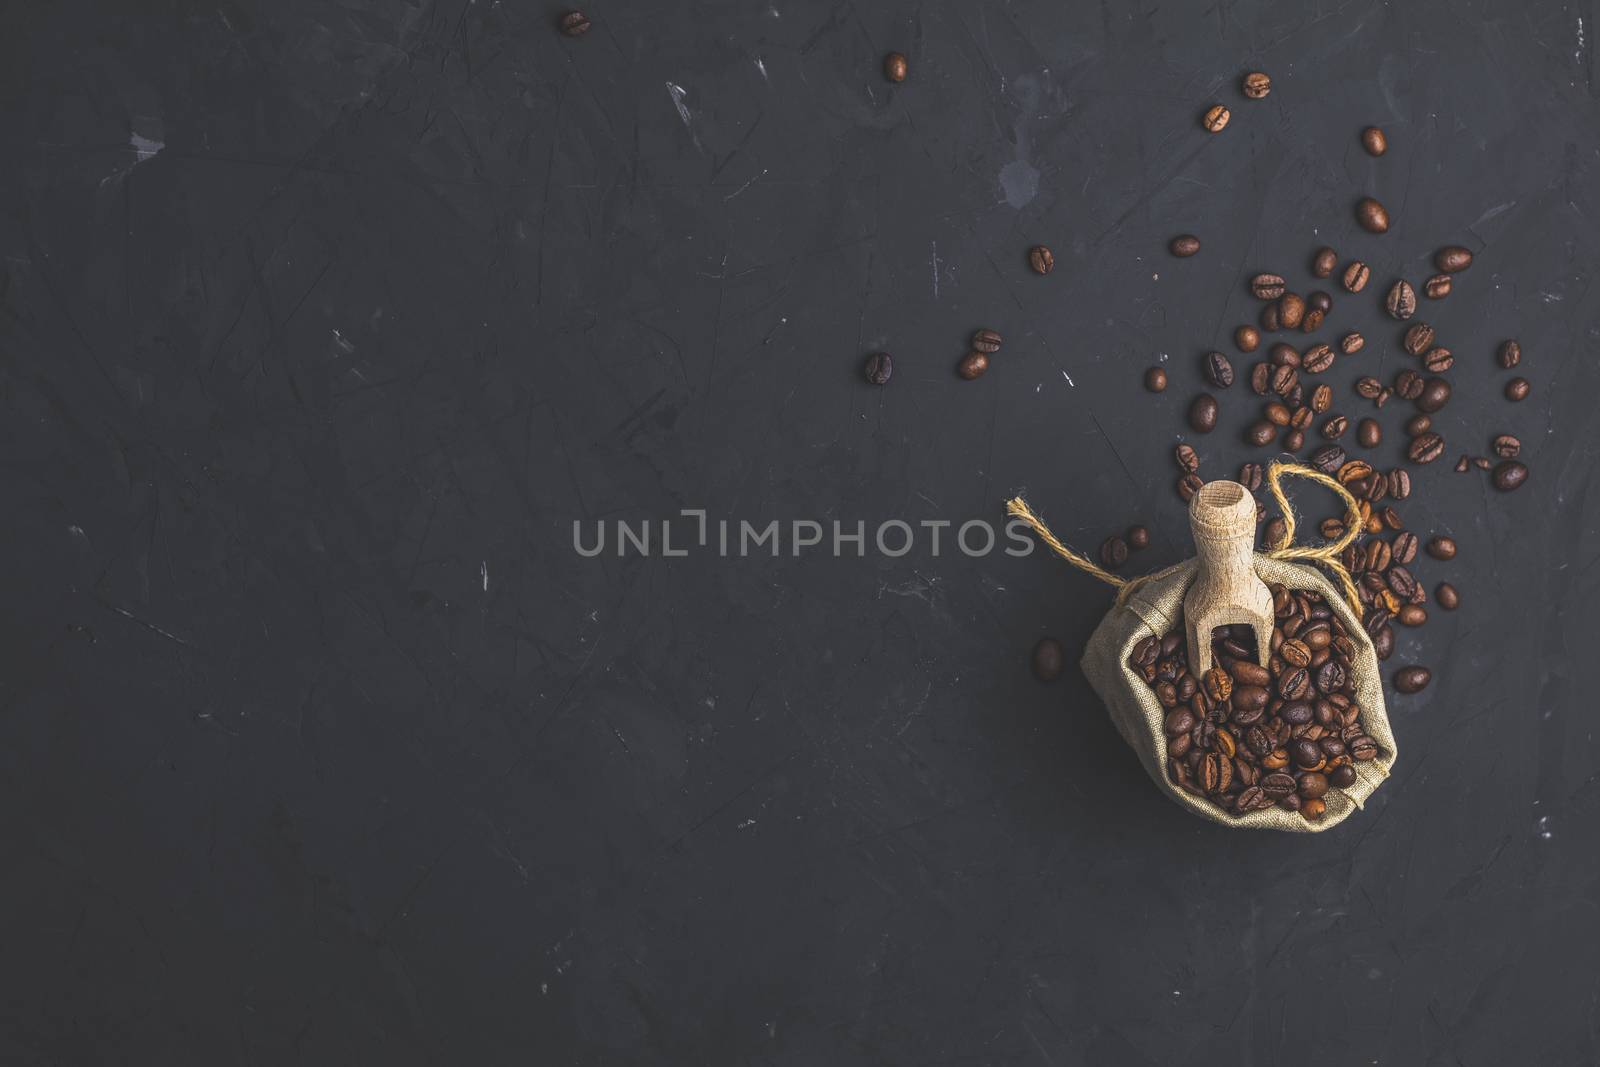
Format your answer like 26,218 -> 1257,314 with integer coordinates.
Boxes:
2,1 -> 1598,1063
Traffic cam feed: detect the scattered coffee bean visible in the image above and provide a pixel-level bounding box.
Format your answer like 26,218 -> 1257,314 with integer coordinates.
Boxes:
1388,469 -> 1410,498
1425,535 -> 1456,561
1498,340 -> 1521,368
1028,245 -> 1054,274
1397,604 -> 1427,627
1272,365 -> 1298,397
1190,393 -> 1220,433
1492,434 -> 1521,458
1312,247 -> 1338,278
1302,343 -> 1335,374
1282,428 -> 1305,451
1392,531 -> 1419,563
1249,362 -> 1272,395
1278,292 -> 1306,329
1385,279 -> 1417,319
1237,462 -> 1263,491
1357,197 -> 1390,233
1361,126 -> 1388,155
1263,517 -> 1288,548
1355,376 -> 1383,400
1436,246 -> 1473,272
1492,460 -> 1528,491
1394,369 -> 1424,400
1270,343 -> 1300,367
1177,473 -> 1204,501
1394,666 -> 1431,694
1243,71 -> 1272,98
1340,332 -> 1365,355
1342,261 -> 1371,292
1308,291 -> 1333,314
1436,583 -> 1460,610
1203,104 -> 1231,132
1301,308 -> 1325,333
1424,274 -> 1452,299
1145,366 -> 1168,392
1204,351 -> 1235,388
1415,377 -> 1452,414
1246,420 -> 1277,447
1405,414 -> 1432,436
1375,387 -> 1392,408
1235,325 -> 1261,352
884,52 -> 909,81
1032,637 -> 1065,681
1100,536 -> 1130,570
1422,347 -> 1454,373
1128,525 -> 1151,550
1290,406 -> 1314,431
1170,234 -> 1202,257
1357,418 -> 1382,448
1322,415 -> 1349,439
1310,444 -> 1346,474
1408,432 -> 1445,464
957,351 -> 989,379
971,329 -> 1003,353
1310,384 -> 1334,413
1175,443 -> 1200,472
1260,303 -> 1281,331
560,10 -> 592,35
864,352 -> 893,385
1402,323 -> 1435,356
1251,273 -> 1287,300
1505,377 -> 1531,401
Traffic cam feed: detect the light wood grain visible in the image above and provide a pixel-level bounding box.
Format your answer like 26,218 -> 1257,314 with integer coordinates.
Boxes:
1184,480 -> 1275,674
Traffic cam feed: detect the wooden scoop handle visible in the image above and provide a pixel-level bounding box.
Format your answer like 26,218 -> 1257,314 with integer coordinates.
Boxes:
1184,480 -> 1275,674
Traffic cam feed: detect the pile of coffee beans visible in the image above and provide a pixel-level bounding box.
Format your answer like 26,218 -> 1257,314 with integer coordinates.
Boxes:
1130,584 -> 1384,820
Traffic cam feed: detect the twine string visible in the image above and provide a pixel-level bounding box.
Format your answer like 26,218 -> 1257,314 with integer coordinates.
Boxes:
1006,460 -> 1365,620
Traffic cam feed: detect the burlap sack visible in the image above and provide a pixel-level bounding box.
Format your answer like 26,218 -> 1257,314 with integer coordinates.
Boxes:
1081,554 -> 1398,832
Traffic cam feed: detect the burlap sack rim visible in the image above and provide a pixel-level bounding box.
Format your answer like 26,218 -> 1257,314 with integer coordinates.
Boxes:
1082,555 -> 1398,833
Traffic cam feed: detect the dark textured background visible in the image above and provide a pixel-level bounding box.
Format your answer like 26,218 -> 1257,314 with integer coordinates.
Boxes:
2,1 -> 1598,1063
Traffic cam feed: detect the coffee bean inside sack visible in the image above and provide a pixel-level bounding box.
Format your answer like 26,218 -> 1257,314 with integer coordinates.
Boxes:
1129,584 -> 1384,821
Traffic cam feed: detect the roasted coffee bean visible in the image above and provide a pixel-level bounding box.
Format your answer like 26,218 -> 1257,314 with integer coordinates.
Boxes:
1387,566 -> 1418,602
1282,428 -> 1305,452
560,10 -> 592,35
1249,362 -> 1272,395
1170,234 -> 1202,257
1505,377 -> 1531,402
1235,325 -> 1261,352
1236,463 -> 1263,491
1310,384 -> 1334,414
1270,343 -> 1300,367
1354,376 -> 1383,400
1190,393 -> 1220,433
864,352 -> 893,384
1389,468 -> 1411,499
1498,340 -> 1522,368
1178,473 -> 1204,501
1364,540 -> 1391,572
1145,366 -> 1168,392
1422,347 -> 1454,373
1375,387 -> 1392,408
1301,307 -> 1325,333
1203,104 -> 1231,132
1299,772 -> 1330,800
1272,365 -> 1298,397
1436,246 -> 1473,272
1392,531 -> 1420,564
1339,332 -> 1365,356
1424,273 -> 1452,299
957,351 -> 990,379
1492,460 -> 1529,491
1264,401 -> 1292,426
1393,667 -> 1431,694
1032,638 -> 1065,681
1405,414 -> 1431,437
1408,432 -> 1445,464
1029,245 -> 1054,274
1260,303 -> 1281,332
1328,763 -> 1357,788
1235,785 -> 1271,813
884,52 -> 909,81
1292,738 -> 1323,769
1127,525 -> 1151,550
1302,344 -> 1335,375
1357,197 -> 1391,233
1395,369 -> 1424,401
1100,536 -> 1129,570
1203,351 -> 1235,388
1415,377 -> 1452,414
1403,323 -> 1435,356
1492,434 -> 1521,459
1308,291 -> 1333,314
1356,418 -> 1381,448
1343,261 -> 1371,292
971,329 -> 1003,353
1315,660 -> 1347,695
1371,624 -> 1394,660
1310,444 -> 1346,474
1175,443 -> 1200,472
1278,293 -> 1306,330
1246,420 -> 1277,447
1320,415 -> 1349,439
1243,71 -> 1273,98
1361,126 -> 1387,155
1385,279 -> 1416,319
1251,273 -> 1287,300
1436,582 -> 1460,610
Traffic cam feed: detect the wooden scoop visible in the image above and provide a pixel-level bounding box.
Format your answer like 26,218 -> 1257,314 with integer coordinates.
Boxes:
1184,480 -> 1275,676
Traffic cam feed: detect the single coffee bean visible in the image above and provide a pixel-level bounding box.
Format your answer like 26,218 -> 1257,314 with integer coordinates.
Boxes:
1272,365 -> 1298,397
1498,340 -> 1521,368
1375,387 -> 1392,408
1387,566 -> 1418,601
1237,462 -> 1264,491
1436,246 -> 1473,272
1259,303 -> 1281,331
1028,245 -> 1054,274
1243,71 -> 1272,98
1405,414 -> 1432,436
1203,104 -> 1231,131
971,329 -> 1002,353
1290,405 -> 1314,430
1402,323 -> 1435,356
1299,771 -> 1330,799
1408,432 -> 1445,464
1145,366 -> 1168,392
1392,531 -> 1419,563
1394,369 -> 1424,400
1415,377 -> 1452,414
1278,293 -> 1306,329
884,52 -> 909,81
1175,444 -> 1200,472
1321,415 -> 1349,439
1266,402 -> 1292,426
1505,377 -> 1531,401
1246,421 -> 1277,447
560,10 -> 592,35
1235,325 -> 1261,352
1354,376 -> 1383,399
1361,126 -> 1387,155
1270,343 -> 1300,367
1342,261 -> 1371,292
1312,247 -> 1338,278
1422,347 -> 1454,373
1302,344 -> 1335,374
1388,468 -> 1410,499
1308,290 -> 1333,314
864,352 -> 893,385
1492,460 -> 1528,491
1310,384 -> 1333,413
958,351 -> 989,379
1189,393 -> 1219,433
1385,279 -> 1417,319
1100,536 -> 1130,570
1177,473 -> 1204,501
1425,535 -> 1455,560
1170,234 -> 1202,257
1424,273 -> 1452,299
1393,666 -> 1432,694
1249,362 -> 1272,395
1282,428 -> 1305,451
1436,582 -> 1460,610
1357,197 -> 1390,233
1340,332 -> 1365,355
1357,418 -> 1382,448
1328,763 -> 1358,788
1300,308 -> 1325,334
1310,444 -> 1346,474
1492,434 -> 1521,458
1204,351 -> 1235,388
1127,525 -> 1150,550
1032,637 -> 1065,681
1251,273 -> 1287,300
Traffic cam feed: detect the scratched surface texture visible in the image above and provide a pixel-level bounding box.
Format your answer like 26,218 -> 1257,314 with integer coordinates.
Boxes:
2,0 -> 1598,1063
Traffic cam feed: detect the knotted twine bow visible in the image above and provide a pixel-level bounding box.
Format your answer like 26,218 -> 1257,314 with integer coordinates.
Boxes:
1006,461 -> 1365,620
